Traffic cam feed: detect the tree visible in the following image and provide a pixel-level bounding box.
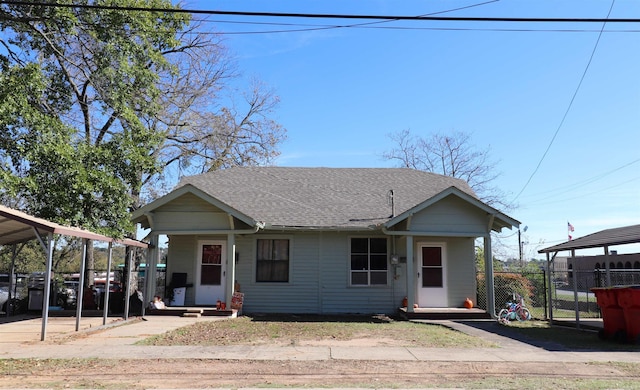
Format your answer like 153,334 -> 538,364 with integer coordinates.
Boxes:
1,1 -> 286,229
0,1 -> 286,281
383,129 -> 511,210
0,1 -> 187,236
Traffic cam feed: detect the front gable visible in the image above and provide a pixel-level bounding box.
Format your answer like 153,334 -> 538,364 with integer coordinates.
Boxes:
151,193 -> 234,232
385,187 -> 519,234
409,194 -> 492,234
132,184 -> 256,232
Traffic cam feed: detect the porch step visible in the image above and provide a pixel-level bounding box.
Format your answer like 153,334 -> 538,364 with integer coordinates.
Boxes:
147,307 -> 236,317
398,307 -> 491,320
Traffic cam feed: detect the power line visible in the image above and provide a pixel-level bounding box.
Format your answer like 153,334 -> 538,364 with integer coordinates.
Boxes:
1,1 -> 640,23
511,0 -> 617,202
203,23 -> 640,35
519,158 -> 640,202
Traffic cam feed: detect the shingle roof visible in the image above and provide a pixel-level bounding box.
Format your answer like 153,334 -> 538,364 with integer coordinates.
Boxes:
538,224 -> 640,253
177,167 -> 477,229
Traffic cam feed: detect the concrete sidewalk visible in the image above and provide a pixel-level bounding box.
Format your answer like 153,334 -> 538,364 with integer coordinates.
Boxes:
0,315 -> 639,364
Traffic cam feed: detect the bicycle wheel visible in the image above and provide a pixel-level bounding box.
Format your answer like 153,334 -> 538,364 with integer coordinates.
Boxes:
498,309 -> 509,321
516,308 -> 531,321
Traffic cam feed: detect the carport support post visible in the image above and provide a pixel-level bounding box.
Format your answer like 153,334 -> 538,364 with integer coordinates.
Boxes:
103,242 -> 113,326
124,248 -> 133,320
571,249 -> 581,329
484,235 -> 496,317
406,235 -> 415,312
546,252 -> 554,322
7,245 -> 17,318
604,245 -> 611,286
40,232 -> 54,342
76,239 -> 88,331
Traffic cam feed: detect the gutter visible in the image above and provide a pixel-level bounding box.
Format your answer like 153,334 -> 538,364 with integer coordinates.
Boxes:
381,226 -> 490,238
151,221 -> 265,236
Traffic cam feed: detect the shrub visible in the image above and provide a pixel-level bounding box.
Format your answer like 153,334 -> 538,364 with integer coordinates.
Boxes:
477,272 -> 535,311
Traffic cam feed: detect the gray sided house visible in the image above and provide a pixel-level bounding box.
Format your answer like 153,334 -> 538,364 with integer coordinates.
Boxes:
132,167 -> 519,315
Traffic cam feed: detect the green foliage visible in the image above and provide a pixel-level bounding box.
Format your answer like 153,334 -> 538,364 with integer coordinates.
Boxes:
0,241 -> 44,274
475,246 -> 505,272
0,0 -> 188,237
477,272 -> 535,309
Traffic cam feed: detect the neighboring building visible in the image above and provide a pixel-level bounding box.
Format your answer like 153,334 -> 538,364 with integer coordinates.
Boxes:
565,253 -> 640,290
132,167 -> 519,315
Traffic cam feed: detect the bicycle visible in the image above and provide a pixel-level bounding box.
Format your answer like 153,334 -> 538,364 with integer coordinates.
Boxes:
498,293 -> 531,323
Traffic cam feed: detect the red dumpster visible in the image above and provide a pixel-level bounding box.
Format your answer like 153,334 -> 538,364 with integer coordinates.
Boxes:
617,286 -> 640,343
591,287 -> 626,341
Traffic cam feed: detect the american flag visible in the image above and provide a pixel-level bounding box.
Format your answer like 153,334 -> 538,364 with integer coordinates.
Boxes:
567,222 -> 574,232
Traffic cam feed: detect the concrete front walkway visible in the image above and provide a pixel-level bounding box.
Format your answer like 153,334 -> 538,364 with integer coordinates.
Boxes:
0,315 -> 638,364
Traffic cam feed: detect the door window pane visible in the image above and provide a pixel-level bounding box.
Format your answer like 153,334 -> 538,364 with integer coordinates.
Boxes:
421,246 -> 442,287
422,269 -> 443,287
201,244 -> 222,285
422,247 -> 442,266
201,264 -> 221,285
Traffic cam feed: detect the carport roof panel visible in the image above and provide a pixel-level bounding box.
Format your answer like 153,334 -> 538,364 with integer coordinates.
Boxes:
0,205 -> 148,247
538,224 -> 640,253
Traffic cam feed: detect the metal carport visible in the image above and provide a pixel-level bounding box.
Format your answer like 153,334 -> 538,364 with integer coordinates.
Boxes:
0,204 -> 147,340
538,224 -> 640,327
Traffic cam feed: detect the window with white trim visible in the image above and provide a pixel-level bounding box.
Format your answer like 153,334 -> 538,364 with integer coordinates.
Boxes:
256,239 -> 289,282
350,237 -> 388,286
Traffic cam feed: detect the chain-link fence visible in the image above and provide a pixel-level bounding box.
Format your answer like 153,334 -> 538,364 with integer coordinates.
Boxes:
550,269 -> 600,319
551,268 -> 640,319
477,269 -> 640,321
593,269 -> 640,287
476,271 -> 547,320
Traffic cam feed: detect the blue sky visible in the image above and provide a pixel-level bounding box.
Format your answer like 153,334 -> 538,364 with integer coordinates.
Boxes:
183,0 -> 640,258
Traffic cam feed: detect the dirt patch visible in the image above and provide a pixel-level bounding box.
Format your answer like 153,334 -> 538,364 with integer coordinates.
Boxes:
2,359 -> 640,389
4,315 -> 640,388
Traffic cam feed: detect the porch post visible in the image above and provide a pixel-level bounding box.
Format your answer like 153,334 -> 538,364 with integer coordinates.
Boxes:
124,248 -> 133,320
144,234 -> 160,314
406,235 -> 415,313
226,233 -> 236,304
484,235 -> 496,318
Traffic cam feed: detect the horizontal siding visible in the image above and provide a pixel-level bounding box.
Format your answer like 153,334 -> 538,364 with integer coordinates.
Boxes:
153,193 -> 231,232
237,233 -> 320,313
166,235 -> 197,305
443,238 -> 476,307
154,211 -> 230,231
319,232 -> 401,314
235,232 -> 405,314
163,232 -> 475,313
410,195 -> 488,234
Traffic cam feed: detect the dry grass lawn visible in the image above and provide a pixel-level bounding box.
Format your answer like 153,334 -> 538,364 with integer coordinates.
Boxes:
138,314 -> 497,348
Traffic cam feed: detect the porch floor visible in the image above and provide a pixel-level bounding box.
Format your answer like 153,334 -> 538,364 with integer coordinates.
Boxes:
398,307 -> 491,320
147,306 -> 237,318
